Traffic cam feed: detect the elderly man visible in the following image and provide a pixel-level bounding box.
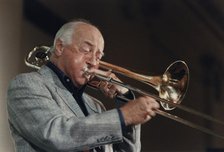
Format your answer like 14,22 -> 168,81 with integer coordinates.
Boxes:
7,20 -> 160,152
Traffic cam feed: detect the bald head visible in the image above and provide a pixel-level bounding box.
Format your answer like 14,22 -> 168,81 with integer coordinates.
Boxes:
53,20 -> 104,51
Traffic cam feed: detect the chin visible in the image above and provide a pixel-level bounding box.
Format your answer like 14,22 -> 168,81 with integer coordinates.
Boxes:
76,78 -> 88,87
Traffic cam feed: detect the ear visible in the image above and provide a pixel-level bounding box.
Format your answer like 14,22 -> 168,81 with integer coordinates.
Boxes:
55,39 -> 64,56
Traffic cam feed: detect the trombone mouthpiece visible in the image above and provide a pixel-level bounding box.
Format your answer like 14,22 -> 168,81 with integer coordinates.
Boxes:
83,68 -> 113,82
83,67 -> 93,80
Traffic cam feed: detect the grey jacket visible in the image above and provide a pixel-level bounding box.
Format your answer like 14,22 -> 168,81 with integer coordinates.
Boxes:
7,66 -> 141,152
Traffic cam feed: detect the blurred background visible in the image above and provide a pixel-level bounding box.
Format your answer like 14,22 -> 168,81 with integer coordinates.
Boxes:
1,0 -> 224,151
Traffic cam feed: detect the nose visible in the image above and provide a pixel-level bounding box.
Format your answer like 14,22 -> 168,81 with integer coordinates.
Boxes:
86,53 -> 98,67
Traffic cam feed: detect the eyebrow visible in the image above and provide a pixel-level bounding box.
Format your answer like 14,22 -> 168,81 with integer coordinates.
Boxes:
84,40 -> 94,47
83,40 -> 105,56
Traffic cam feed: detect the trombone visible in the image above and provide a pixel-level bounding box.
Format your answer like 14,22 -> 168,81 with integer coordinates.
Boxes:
25,46 -> 224,140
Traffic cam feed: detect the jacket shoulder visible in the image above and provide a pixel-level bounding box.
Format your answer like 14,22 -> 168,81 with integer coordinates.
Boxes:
9,71 -> 43,88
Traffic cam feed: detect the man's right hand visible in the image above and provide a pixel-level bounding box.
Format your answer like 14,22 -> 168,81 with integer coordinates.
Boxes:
120,96 -> 160,126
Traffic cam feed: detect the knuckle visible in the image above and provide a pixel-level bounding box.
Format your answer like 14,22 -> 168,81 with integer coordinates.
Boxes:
110,73 -> 116,77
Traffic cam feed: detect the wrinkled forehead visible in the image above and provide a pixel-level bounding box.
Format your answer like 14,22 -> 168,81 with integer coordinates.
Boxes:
72,24 -> 104,51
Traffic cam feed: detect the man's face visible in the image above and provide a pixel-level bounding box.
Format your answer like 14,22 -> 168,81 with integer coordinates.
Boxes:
57,24 -> 104,87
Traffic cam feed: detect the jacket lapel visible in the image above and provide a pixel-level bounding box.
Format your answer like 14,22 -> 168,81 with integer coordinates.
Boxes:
56,87 -> 85,117
38,66 -> 85,117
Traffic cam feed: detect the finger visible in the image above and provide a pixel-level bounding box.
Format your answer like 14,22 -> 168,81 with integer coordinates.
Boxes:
143,114 -> 152,123
98,81 -> 117,98
108,91 -> 117,98
149,101 -> 160,110
107,86 -> 118,98
145,97 -> 160,109
107,83 -> 113,89
99,81 -> 108,90
105,69 -> 112,77
99,82 -> 110,95
147,110 -> 157,117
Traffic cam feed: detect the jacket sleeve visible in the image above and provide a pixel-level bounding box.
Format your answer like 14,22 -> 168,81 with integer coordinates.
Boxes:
7,74 -> 124,151
112,91 -> 141,152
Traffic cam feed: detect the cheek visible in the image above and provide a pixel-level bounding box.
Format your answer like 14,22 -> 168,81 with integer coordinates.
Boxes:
64,55 -> 82,74
68,53 -> 84,66
69,55 -> 87,75
72,55 -> 86,67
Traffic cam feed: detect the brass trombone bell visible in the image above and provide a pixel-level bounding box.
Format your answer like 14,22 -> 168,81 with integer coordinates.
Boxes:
98,60 -> 189,111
